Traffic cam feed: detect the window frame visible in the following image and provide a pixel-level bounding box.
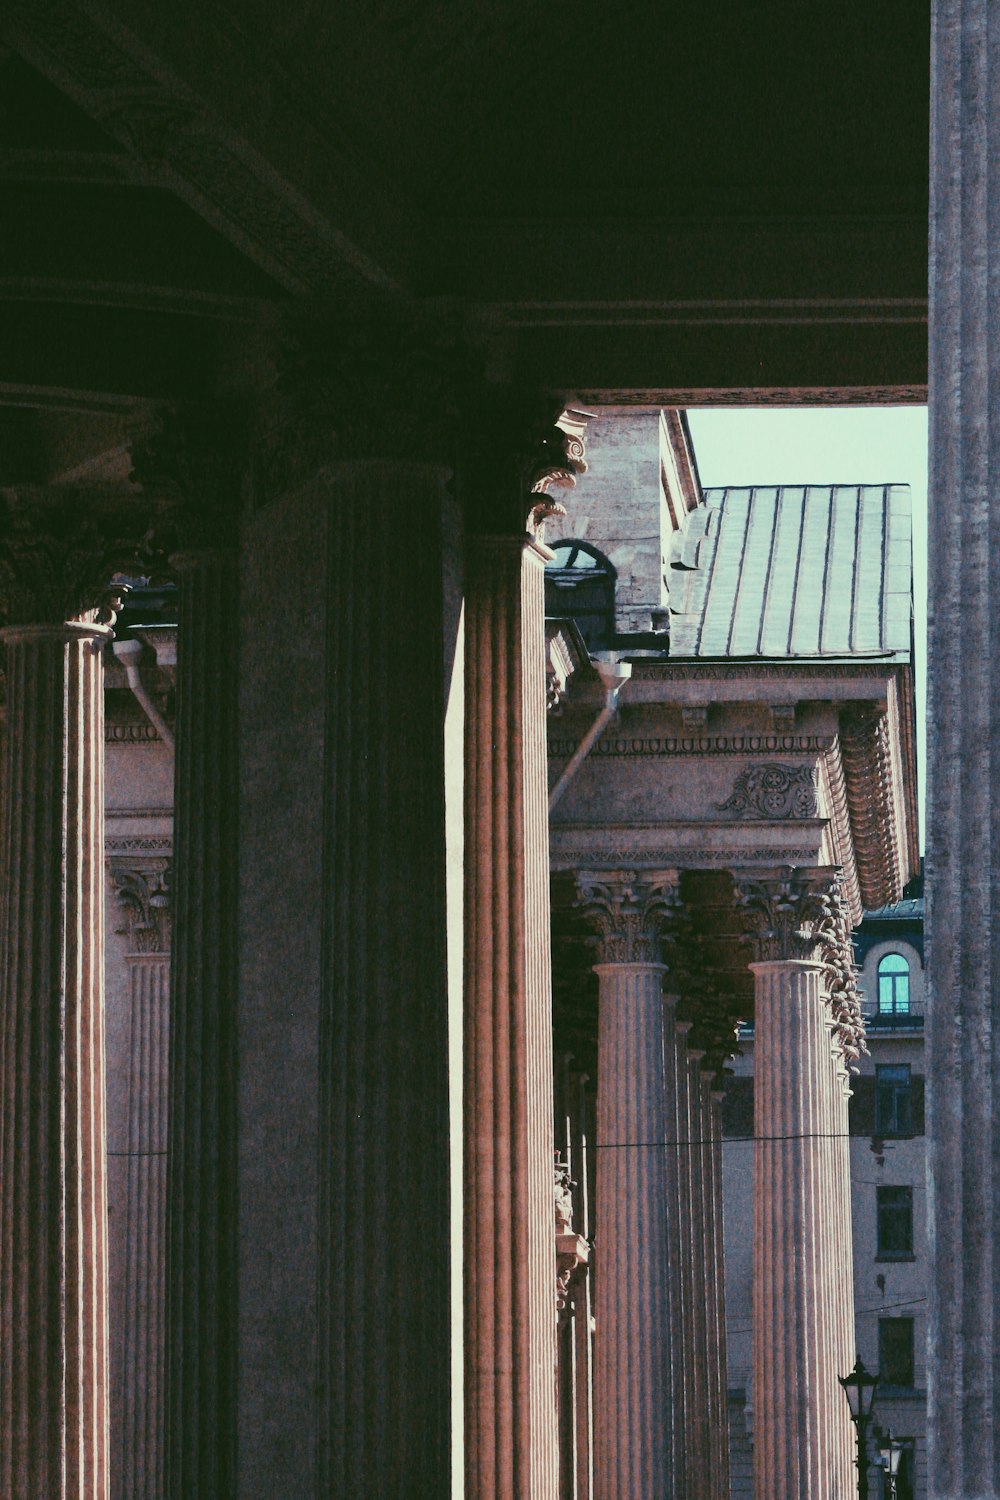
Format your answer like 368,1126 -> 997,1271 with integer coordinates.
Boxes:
876,1184 -> 914,1260
878,1315 -> 916,1389
875,1062 -> 913,1137
877,951 -> 911,1014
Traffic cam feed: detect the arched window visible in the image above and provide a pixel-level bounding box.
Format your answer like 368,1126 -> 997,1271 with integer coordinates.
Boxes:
878,953 -> 910,1014
544,540 -> 616,650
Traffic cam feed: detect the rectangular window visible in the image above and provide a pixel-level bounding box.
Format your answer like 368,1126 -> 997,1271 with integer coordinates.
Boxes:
878,1316 -> 915,1387
876,1185 -> 913,1257
875,1063 -> 912,1136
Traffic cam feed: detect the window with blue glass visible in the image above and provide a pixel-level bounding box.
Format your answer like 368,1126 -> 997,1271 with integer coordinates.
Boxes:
877,952 -> 910,1014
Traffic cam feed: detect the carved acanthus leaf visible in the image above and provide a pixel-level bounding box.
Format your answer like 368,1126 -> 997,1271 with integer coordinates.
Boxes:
110,858 -> 173,954
129,402 -> 246,558
0,492 -> 155,628
575,871 -> 680,965
735,868 -> 837,965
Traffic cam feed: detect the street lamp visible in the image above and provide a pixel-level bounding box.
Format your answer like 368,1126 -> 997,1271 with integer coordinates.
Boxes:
839,1358 -> 879,1500
879,1432 -> 904,1498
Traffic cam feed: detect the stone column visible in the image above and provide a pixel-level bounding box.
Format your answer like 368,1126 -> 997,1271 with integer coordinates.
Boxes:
707,1079 -> 731,1500
928,8 -> 1000,1492
576,873 -> 679,1500
316,459 -> 461,1498
662,993 -> 687,1500
164,546 -> 240,1497
0,497 -> 146,1500
464,408 -> 589,1500
109,862 -> 172,1500
737,872 -> 854,1500
684,1043 -> 712,1498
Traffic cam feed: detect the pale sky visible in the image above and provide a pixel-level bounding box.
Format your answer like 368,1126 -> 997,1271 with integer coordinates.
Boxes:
686,407 -> 928,851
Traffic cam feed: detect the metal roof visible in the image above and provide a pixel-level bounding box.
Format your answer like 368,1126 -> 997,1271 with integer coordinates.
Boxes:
668,484 -> 912,659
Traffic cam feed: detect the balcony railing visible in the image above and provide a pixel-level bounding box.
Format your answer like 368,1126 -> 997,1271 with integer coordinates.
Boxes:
860,1001 -> 924,1032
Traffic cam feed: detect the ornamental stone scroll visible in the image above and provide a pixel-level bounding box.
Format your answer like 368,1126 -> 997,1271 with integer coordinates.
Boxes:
718,762 -> 818,820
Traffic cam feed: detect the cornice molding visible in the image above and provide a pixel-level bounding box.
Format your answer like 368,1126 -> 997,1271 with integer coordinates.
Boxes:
548,733 -> 834,759
839,704 -> 902,910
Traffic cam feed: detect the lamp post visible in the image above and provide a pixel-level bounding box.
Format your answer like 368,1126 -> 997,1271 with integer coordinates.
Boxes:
839,1358 -> 879,1500
879,1432 -> 904,1499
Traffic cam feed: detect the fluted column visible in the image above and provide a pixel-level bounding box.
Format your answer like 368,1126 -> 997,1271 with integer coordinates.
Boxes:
927,6 -> 1000,1489
463,401 -> 591,1500
110,862 -> 172,1500
465,532 -> 559,1499
165,547 -> 239,1497
576,874 -> 679,1500
0,495 -> 148,1500
738,871 -> 854,1500
317,461 -> 459,1497
707,1081 -> 731,1500
685,1044 -> 712,1498
662,994 -> 687,1500
751,958 -> 833,1499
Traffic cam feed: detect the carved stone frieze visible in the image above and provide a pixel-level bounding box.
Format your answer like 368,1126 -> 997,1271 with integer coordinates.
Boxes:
0,491 -> 154,628
718,763 -> 818,820
575,871 -> 680,965
110,857 -> 173,955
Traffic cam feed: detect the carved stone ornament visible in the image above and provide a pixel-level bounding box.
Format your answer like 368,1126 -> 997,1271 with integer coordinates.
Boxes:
838,707 -> 902,908
246,313 -> 482,502
129,402 -> 246,558
110,858 -> 173,955
575,872 -> 680,965
554,1154 -> 588,1311
816,872 -> 867,1066
0,491 -> 155,628
735,868 -> 839,965
718,763 -> 818,820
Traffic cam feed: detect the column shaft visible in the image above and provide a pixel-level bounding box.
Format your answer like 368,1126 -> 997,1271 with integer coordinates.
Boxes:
593,961 -> 672,1500
708,1086 -> 731,1500
0,623 -> 111,1499
165,553 -> 239,1496
685,1048 -> 711,1497
751,959 -> 853,1500
664,1004 -> 688,1498
927,4 -> 1000,1491
121,955 -> 169,1500
317,464 -> 460,1496
465,535 -> 557,1500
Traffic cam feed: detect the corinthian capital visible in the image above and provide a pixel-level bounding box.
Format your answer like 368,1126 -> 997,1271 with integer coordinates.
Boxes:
815,872 -> 867,1065
575,871 -> 680,965
735,868 -> 839,965
110,858 -> 173,955
470,391 -> 593,539
0,491 -> 155,628
129,400 -> 246,557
